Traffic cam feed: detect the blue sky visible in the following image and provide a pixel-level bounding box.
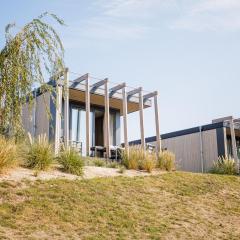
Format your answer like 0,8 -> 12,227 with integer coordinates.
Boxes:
1,0 -> 240,141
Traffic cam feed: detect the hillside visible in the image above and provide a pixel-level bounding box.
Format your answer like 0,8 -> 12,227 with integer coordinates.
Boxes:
0,172 -> 239,239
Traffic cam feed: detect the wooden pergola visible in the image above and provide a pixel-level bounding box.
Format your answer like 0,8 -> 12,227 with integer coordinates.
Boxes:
54,68 -> 161,158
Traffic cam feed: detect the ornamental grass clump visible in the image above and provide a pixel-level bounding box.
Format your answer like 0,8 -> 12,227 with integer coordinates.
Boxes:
24,133 -> 54,170
122,146 -> 156,172
57,147 -> 84,176
211,156 -> 237,175
158,151 -> 175,171
0,135 -> 18,173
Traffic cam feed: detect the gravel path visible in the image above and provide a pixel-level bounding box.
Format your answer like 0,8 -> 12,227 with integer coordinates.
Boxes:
0,166 -> 164,182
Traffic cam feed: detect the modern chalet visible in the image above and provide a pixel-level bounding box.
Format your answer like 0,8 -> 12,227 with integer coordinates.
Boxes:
22,68 -> 161,158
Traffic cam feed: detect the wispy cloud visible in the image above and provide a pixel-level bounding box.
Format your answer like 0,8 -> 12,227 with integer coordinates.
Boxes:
172,0 -> 240,31
64,0 -> 240,45
77,0 -> 173,40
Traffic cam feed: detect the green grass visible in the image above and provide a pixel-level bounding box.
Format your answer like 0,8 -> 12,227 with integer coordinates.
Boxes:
0,172 -> 240,239
57,148 -> 84,176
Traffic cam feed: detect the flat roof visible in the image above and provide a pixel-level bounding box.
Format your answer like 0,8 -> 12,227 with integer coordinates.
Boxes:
129,121 -> 228,145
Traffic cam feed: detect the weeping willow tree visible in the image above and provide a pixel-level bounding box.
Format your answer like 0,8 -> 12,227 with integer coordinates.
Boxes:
0,12 -> 65,137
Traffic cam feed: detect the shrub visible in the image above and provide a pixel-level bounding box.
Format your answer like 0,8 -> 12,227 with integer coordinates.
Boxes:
158,151 -> 175,171
107,161 -> 119,168
118,166 -> 126,174
93,158 -> 106,167
0,136 -> 18,173
24,134 -> 54,170
211,156 -> 237,175
122,146 -> 156,172
143,153 -> 156,173
58,147 -> 84,176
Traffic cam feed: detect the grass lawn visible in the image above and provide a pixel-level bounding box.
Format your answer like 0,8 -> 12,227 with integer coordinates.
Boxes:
0,172 -> 240,239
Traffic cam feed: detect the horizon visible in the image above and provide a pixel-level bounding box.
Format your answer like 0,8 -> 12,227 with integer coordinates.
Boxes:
1,0 -> 240,140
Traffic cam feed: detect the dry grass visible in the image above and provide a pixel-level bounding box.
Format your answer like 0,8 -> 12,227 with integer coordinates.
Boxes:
23,134 -> 54,171
0,172 -> 239,239
57,147 -> 84,176
0,136 -> 18,174
122,146 -> 156,172
211,156 -> 237,175
158,151 -> 175,171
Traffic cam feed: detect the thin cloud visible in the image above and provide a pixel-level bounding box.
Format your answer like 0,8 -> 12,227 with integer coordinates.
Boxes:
172,0 -> 240,31
78,0 -> 174,40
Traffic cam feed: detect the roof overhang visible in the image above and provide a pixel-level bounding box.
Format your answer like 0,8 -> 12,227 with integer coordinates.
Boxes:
69,85 -> 152,115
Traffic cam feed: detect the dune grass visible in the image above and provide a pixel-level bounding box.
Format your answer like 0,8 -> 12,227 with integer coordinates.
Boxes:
0,136 -> 18,173
0,172 -> 239,239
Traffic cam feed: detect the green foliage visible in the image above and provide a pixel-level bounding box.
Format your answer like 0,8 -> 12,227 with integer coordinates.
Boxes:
211,156 -> 237,175
158,151 -> 175,171
107,161 -> 119,168
57,147 -> 84,176
122,146 -> 157,172
93,158 -> 106,167
24,134 -> 54,170
0,12 -> 65,136
118,166 -> 126,174
0,135 -> 18,173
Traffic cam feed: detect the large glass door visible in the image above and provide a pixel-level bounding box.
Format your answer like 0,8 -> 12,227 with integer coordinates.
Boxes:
70,105 -> 94,156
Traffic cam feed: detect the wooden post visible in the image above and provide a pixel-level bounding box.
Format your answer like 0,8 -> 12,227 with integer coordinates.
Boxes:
229,119 -> 239,173
85,74 -> 90,156
55,81 -> 63,155
139,88 -> 145,150
223,127 -> 228,157
154,93 -> 161,154
104,79 -> 110,159
33,89 -> 37,137
64,68 -> 69,148
122,86 -> 129,155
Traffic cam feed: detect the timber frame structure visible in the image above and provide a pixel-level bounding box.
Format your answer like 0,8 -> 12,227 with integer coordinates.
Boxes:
22,68 -> 161,159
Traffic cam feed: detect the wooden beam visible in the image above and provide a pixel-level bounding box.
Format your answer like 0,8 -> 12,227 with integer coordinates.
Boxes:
122,86 -> 129,155
127,87 -> 142,100
143,91 -> 157,104
85,75 -> 90,156
154,94 -> 161,155
223,127 -> 228,157
212,116 -> 233,124
229,119 -> 239,173
143,91 -> 158,101
109,83 -> 126,97
139,89 -> 145,150
55,82 -> 63,155
71,73 -> 89,88
64,68 -> 69,148
33,89 -> 37,137
91,79 -> 107,93
233,118 -> 240,123
104,80 -> 111,158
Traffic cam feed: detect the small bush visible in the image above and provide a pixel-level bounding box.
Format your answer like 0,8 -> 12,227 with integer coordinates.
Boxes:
58,147 -> 84,176
24,134 -> 54,170
143,153 -> 156,173
0,136 -> 18,173
118,166 -> 126,174
211,156 -> 237,175
107,161 -> 119,168
122,146 -> 156,172
93,158 -> 106,167
158,151 -> 175,171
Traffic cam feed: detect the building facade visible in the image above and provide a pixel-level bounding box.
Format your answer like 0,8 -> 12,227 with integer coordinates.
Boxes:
130,116 -> 240,173
22,68 -> 161,158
